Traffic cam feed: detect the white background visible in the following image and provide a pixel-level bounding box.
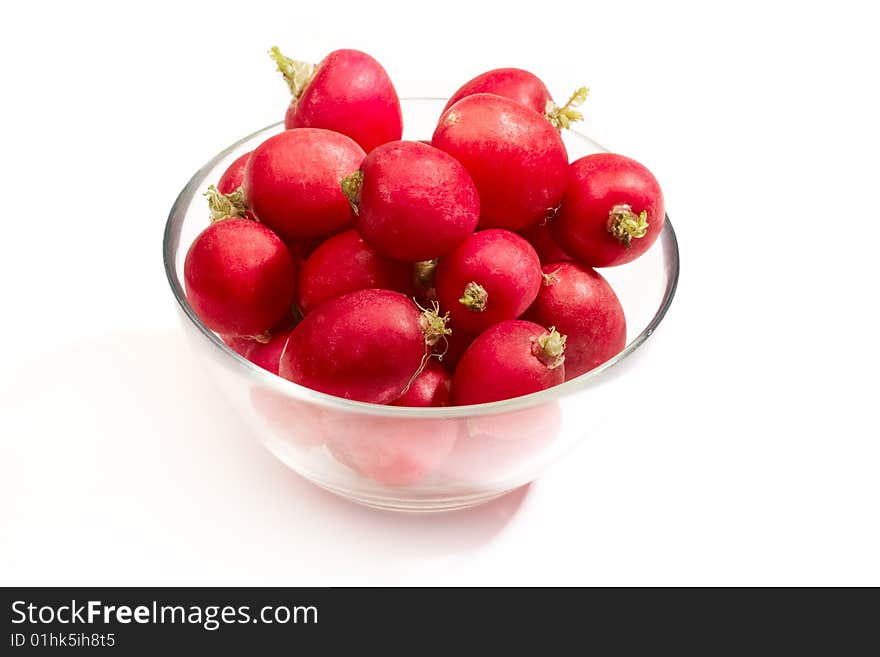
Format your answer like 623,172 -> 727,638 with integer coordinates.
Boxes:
1,1 -> 878,585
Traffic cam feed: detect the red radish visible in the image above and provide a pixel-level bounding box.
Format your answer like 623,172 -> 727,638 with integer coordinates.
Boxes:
326,414 -> 458,487
552,153 -> 665,267
441,403 -> 561,483
184,218 -> 296,338
243,128 -> 365,243
286,238 -> 322,264
391,360 -> 452,407
443,68 -> 553,115
439,327 -> 478,372
432,93 -> 569,231
525,263 -> 626,380
519,221 -> 572,264
343,141 -> 480,262
271,46 -> 402,153
435,229 -> 542,334
251,389 -> 326,449
223,327 -> 293,375
217,151 -> 252,194
245,328 -> 293,375
223,335 -> 253,358
443,68 -> 588,129
296,229 -> 414,315
453,320 -> 566,405
279,289 -> 450,404
205,153 -> 255,222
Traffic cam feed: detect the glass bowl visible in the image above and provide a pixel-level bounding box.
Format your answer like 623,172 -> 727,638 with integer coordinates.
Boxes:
163,98 -> 679,512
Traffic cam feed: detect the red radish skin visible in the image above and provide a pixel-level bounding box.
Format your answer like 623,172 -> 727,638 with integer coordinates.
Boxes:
519,222 -> 572,264
439,327 -> 478,372
344,141 -> 480,262
217,151 -> 252,194
525,263 -> 626,380
326,414 -> 458,487
296,229 -> 414,315
443,68 -> 552,116
243,328 -> 293,375
453,320 -> 566,405
442,69 -> 589,130
286,239 -> 320,265
391,360 -> 452,407
272,47 -> 402,153
184,218 -> 296,338
435,229 -> 542,334
432,93 -> 569,231
223,331 -> 290,375
552,153 -> 665,267
279,289 -> 447,404
243,128 -> 365,243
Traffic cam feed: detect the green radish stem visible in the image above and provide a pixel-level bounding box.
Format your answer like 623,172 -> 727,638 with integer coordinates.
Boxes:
413,259 -> 439,297
269,46 -> 315,99
544,86 -> 589,129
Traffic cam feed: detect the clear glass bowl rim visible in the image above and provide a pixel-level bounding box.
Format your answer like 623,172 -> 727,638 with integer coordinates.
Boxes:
162,98 -> 680,419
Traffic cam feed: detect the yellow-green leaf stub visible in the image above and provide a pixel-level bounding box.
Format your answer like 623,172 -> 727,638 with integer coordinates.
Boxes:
204,185 -> 248,223
417,301 -> 452,348
607,204 -> 649,248
459,281 -> 488,312
340,170 -> 364,215
544,86 -> 589,129
269,46 -> 315,99
531,327 -> 566,369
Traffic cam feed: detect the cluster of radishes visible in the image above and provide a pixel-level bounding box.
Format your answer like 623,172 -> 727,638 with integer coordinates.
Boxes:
184,47 -> 665,408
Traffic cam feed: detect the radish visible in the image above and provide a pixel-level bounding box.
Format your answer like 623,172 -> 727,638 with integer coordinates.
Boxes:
184,218 -> 296,339
453,320 -> 566,405
217,151 -> 252,194
391,360 -> 452,407
204,153 -> 255,223
222,328 -> 291,375
251,389 -> 326,449
278,289 -> 450,404
223,335 -> 253,359
326,414 -> 457,487
243,128 -> 365,243
443,68 -> 588,129
435,229 -> 542,334
439,326 -> 478,372
296,229 -> 414,315
441,403 -> 561,483
431,93 -> 569,231
270,46 -> 402,153
343,140 -> 480,262
525,262 -> 626,380
519,221 -> 572,264
443,68 -> 552,115
552,153 -> 665,267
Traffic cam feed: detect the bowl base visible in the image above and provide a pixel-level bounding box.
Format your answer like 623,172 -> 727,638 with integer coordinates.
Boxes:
308,477 -> 515,513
